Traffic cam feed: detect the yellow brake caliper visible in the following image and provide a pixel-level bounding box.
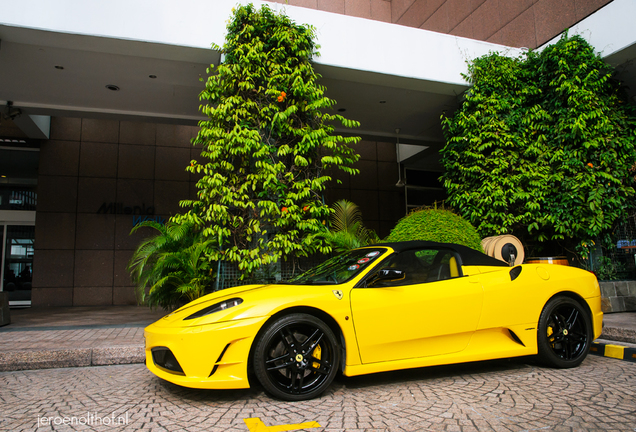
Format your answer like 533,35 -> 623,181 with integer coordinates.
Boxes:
312,344 -> 322,369
547,325 -> 555,345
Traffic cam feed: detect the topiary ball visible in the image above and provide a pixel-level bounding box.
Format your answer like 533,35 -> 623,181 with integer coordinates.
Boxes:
385,209 -> 483,251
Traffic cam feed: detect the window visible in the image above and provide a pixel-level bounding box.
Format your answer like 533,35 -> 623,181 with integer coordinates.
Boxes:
368,248 -> 461,287
286,248 -> 387,285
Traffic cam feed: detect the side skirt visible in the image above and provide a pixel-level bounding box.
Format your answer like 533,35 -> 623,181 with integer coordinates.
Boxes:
343,325 -> 538,377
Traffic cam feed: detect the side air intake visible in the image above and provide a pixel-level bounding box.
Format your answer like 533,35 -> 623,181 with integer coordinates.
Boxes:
509,266 -> 522,281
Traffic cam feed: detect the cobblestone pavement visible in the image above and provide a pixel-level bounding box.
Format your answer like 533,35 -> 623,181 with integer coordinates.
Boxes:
1,356 -> 635,432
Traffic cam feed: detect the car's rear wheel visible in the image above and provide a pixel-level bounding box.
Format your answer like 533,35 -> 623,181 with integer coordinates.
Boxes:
253,313 -> 340,401
537,296 -> 592,368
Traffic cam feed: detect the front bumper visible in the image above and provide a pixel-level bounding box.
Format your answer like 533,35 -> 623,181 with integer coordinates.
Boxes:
144,316 -> 268,389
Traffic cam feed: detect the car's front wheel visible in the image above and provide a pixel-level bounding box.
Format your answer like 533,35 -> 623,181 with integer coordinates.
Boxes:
253,313 -> 340,401
537,296 -> 592,368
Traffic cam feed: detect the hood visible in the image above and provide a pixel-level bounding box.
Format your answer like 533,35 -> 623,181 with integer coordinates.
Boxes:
154,284 -> 268,326
150,282 -> 338,328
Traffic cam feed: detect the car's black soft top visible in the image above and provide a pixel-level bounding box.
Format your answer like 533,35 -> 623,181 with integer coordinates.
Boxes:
370,241 -> 509,267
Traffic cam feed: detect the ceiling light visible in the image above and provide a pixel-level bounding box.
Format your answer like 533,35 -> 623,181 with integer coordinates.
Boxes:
105,85 -> 120,91
4,101 -> 21,120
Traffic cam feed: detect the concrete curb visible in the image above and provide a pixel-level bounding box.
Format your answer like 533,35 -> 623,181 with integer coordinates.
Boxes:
599,326 -> 636,345
0,320 -> 632,373
3,341 -> 636,373
0,345 -> 145,372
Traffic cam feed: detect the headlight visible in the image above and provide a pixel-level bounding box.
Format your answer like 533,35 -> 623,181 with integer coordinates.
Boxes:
184,298 -> 243,320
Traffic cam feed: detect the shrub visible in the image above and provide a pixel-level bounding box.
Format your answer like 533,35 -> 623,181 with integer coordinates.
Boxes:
593,256 -> 627,281
127,221 -> 217,310
385,208 -> 482,251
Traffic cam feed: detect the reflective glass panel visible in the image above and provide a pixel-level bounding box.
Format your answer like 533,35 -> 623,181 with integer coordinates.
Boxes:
3,225 -> 35,302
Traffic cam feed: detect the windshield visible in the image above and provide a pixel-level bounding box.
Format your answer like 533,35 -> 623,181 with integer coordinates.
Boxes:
286,248 -> 388,285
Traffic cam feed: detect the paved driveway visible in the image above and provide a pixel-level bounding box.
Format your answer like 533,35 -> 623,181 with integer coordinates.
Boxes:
1,356 -> 635,431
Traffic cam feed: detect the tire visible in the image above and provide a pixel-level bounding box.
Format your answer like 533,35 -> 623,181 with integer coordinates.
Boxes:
537,296 -> 592,368
253,313 -> 340,401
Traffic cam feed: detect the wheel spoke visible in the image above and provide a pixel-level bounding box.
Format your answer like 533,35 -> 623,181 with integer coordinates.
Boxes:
279,327 -> 298,352
296,371 -> 306,391
302,329 -> 324,353
265,351 -> 294,372
309,358 -> 331,375
565,339 -> 579,359
302,328 -> 321,347
569,331 -> 587,343
266,352 -> 290,365
551,334 -> 565,344
288,370 -> 298,391
565,308 -> 579,330
286,370 -> 307,393
561,341 -> 569,358
551,313 -> 566,331
266,361 -> 294,372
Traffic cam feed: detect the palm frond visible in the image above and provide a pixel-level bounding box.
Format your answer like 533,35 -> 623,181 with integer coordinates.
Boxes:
330,200 -> 363,233
323,200 -> 380,252
128,220 -> 218,310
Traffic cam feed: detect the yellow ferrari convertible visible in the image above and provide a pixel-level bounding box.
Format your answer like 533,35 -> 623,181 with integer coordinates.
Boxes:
145,241 -> 603,400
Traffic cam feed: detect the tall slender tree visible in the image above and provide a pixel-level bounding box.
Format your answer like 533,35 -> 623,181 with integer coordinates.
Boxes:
175,4 -> 360,276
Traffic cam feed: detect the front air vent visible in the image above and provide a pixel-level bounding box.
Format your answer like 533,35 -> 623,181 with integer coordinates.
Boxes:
151,347 -> 185,375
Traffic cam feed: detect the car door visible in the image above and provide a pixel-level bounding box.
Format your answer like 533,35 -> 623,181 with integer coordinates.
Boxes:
350,247 -> 484,364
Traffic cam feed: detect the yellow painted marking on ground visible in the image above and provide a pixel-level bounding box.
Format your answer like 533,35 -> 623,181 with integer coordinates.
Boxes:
244,417 -> 321,432
604,344 -> 625,360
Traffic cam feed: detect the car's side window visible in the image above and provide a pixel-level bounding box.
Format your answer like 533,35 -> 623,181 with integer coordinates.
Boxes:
424,250 -> 461,282
368,248 -> 462,287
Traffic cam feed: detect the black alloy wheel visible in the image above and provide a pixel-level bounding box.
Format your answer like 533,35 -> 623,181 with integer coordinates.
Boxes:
537,296 -> 592,368
253,313 -> 340,401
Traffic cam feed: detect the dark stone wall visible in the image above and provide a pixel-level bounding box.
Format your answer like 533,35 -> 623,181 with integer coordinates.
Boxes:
324,139 -> 405,240
269,0 -> 612,49
31,118 -> 405,306
32,118 -> 199,307
600,281 -> 636,313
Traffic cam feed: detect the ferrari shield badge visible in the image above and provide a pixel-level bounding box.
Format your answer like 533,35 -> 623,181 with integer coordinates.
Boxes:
332,290 -> 343,300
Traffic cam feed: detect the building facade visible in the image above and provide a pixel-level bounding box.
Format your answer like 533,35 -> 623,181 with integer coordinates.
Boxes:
0,0 -> 633,307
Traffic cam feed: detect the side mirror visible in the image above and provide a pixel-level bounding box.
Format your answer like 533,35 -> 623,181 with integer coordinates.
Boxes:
367,269 -> 405,287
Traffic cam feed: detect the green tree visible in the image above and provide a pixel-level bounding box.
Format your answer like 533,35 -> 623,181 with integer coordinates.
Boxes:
127,221 -> 216,310
441,34 -> 636,259
175,4 -> 360,277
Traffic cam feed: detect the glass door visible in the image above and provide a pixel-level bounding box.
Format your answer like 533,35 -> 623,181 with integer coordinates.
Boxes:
0,145 -> 39,307
1,225 -> 35,307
